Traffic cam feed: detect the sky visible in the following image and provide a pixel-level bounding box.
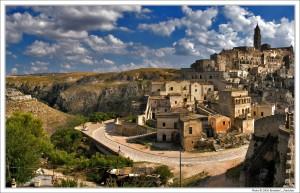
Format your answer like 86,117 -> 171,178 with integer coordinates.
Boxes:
5,5 -> 295,75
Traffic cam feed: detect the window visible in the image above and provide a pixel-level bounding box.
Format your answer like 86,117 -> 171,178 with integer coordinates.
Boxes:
183,86 -> 187,90
175,101 -> 177,104
223,121 -> 226,125
261,112 -> 264,116
184,98 -> 187,102
162,122 -> 166,127
208,88 -> 211,91
170,87 -> 173,91
164,109 -> 167,112
189,127 -> 192,134
209,75 -> 212,79
195,89 -> 197,92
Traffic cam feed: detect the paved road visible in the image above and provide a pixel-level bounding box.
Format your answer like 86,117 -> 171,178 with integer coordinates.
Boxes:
80,121 -> 248,166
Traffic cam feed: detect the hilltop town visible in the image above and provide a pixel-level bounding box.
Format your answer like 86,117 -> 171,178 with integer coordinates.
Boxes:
6,25 -> 294,188
135,24 -> 292,140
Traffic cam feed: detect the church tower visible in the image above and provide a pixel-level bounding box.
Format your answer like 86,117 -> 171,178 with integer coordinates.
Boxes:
254,24 -> 261,50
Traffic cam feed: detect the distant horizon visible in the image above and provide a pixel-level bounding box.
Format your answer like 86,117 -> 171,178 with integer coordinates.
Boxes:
5,67 -> 181,76
6,5 -> 295,75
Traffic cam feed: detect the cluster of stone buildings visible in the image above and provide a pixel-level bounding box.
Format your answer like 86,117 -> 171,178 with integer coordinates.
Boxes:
137,24 -> 294,153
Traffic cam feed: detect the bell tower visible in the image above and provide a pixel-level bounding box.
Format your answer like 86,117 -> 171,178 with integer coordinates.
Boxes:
254,24 -> 261,50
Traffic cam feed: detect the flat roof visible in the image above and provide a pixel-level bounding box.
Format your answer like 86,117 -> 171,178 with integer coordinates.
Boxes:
209,114 -> 230,119
180,113 -> 207,121
149,96 -> 168,100
156,112 -> 180,118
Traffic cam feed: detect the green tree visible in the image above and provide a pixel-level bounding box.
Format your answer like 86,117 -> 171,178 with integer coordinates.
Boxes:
154,165 -> 173,185
6,112 -> 51,184
88,112 -> 116,122
51,128 -> 82,153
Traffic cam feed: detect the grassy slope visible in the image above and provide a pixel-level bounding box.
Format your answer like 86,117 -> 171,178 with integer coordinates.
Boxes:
6,99 -> 75,135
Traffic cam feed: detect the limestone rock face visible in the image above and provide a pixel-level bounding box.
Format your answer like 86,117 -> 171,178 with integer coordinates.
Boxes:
6,69 -> 180,115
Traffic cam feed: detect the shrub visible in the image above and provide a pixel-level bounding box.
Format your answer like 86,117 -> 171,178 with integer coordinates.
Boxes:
154,165 -> 173,184
125,114 -> 137,123
54,179 -> 77,187
88,112 -> 117,122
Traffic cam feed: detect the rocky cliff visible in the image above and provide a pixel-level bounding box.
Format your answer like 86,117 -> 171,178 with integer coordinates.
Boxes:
6,68 -> 180,115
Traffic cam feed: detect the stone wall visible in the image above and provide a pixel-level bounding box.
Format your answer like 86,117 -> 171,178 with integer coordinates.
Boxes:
115,121 -> 150,137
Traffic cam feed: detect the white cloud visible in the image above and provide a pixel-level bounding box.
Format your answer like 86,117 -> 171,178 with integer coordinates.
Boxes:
101,58 -> 115,65
138,18 -> 182,36
25,40 -> 59,57
222,5 -> 294,47
28,61 -> 49,73
26,39 -> 88,58
80,56 -> 94,65
61,63 -> 72,69
119,26 -> 133,32
85,34 -> 127,54
138,6 -> 218,37
173,39 -> 200,56
6,50 -> 17,58
11,67 -> 18,75
7,6 -> 148,44
6,12 -> 88,43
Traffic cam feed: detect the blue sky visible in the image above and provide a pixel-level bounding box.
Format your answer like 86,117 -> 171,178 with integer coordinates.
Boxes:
6,5 -> 295,75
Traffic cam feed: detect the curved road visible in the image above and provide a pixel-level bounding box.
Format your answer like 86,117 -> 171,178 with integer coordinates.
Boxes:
81,121 -> 248,166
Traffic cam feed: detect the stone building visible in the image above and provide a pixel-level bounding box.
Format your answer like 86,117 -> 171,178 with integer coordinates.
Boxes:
252,102 -> 275,120
156,112 -> 205,151
151,80 -> 214,108
148,95 -> 171,119
208,114 -> 231,134
234,117 -> 254,134
156,112 -> 180,142
217,89 -> 254,134
218,89 -> 251,119
179,114 -> 204,151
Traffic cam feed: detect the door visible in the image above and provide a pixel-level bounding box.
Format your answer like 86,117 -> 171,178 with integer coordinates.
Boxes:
162,134 -> 167,141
